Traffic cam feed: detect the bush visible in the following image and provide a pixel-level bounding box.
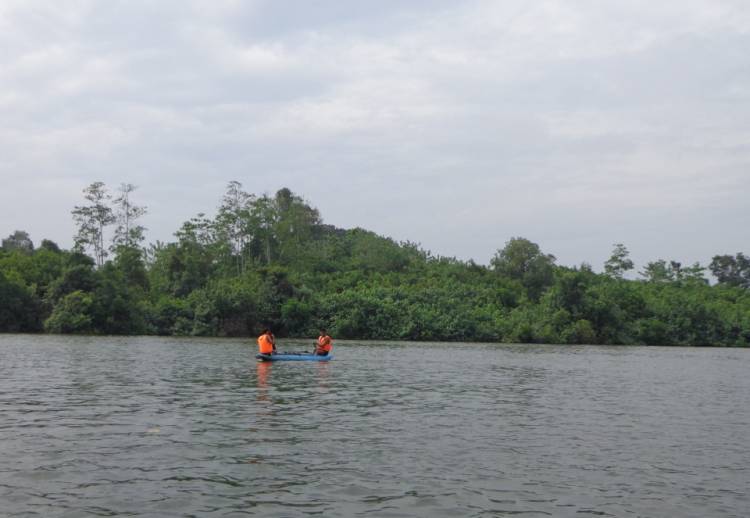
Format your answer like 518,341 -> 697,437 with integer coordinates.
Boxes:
44,290 -> 93,334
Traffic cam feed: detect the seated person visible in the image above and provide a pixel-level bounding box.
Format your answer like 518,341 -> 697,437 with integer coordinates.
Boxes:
257,328 -> 276,355
315,329 -> 333,356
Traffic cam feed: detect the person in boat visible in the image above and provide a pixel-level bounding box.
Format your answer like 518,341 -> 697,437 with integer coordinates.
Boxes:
315,329 -> 333,356
258,328 -> 276,356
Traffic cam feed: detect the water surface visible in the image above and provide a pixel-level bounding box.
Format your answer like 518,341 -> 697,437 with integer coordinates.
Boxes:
1,335 -> 748,517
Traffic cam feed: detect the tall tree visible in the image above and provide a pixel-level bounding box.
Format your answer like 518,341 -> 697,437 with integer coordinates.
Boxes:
640,260 -> 707,284
72,182 -> 115,267
672,261 -> 707,283
273,188 -> 322,265
165,214 -> 217,296
604,243 -> 634,279
215,181 -> 255,274
491,237 -> 556,300
710,253 -> 750,288
112,183 -> 147,250
1,230 -> 34,253
251,194 -> 279,265
640,260 -> 673,282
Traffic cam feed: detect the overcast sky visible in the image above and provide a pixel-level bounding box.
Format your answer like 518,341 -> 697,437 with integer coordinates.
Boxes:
1,0 -> 749,270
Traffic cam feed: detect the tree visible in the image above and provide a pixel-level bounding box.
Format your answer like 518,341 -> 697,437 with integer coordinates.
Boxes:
491,237 -> 556,300
174,213 -> 215,247
112,183 -> 147,250
45,260 -> 97,304
91,262 -> 147,334
114,245 -> 149,291
45,253 -> 96,305
2,230 -> 34,253
549,269 -> 594,317
7,181 -> 750,344
0,270 -> 41,331
348,229 -> 412,273
43,290 -> 94,334
72,182 -> 115,267
709,253 -> 750,289
250,194 -> 279,265
674,262 -> 707,283
40,239 -> 61,253
641,260 -> 707,284
273,188 -> 322,266
604,243 -> 634,279
160,214 -> 217,296
640,260 -> 673,282
215,181 -> 254,274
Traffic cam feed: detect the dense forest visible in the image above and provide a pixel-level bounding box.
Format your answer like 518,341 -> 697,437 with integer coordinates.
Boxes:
2,182 -> 749,346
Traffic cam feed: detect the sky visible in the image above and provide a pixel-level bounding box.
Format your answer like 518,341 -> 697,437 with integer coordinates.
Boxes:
1,0 -> 749,271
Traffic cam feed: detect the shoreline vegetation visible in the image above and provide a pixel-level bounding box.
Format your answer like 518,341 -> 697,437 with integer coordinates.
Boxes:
2,182 -> 749,346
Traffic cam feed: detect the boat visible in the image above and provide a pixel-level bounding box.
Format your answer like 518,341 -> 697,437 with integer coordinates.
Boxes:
255,352 -> 333,362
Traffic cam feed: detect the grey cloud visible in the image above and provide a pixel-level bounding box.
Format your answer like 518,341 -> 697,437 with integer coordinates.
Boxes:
1,0 -> 748,271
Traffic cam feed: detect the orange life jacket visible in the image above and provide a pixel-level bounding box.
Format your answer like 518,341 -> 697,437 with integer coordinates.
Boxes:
317,335 -> 332,353
258,333 -> 274,354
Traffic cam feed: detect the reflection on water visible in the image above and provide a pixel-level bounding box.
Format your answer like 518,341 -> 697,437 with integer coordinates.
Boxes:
256,362 -> 271,403
256,361 -> 271,387
0,335 -> 749,518
314,361 -> 331,390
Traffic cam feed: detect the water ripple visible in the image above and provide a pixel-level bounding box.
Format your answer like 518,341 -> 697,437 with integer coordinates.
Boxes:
1,335 -> 749,517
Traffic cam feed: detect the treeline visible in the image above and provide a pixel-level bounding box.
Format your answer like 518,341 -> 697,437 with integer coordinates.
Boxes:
2,182 -> 750,346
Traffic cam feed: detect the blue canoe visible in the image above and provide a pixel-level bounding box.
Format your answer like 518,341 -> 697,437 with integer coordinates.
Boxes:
256,353 -> 333,362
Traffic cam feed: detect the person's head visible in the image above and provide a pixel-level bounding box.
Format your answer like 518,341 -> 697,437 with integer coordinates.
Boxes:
261,328 -> 270,335
319,328 -> 327,335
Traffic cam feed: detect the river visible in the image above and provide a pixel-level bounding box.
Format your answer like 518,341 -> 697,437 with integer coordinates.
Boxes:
0,335 -> 747,517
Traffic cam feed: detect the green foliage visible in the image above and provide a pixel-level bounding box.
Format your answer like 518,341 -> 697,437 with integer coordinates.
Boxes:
149,235 -> 215,297
72,182 -> 116,267
40,239 -> 61,253
2,230 -> 34,253
347,229 -> 419,273
114,246 -> 149,292
281,298 -> 314,337
0,246 -> 67,300
0,270 -> 42,332
641,260 -> 708,284
44,290 -> 93,334
604,243 -> 634,279
3,187 -> 750,346
491,237 -> 556,301
111,183 -> 147,250
46,262 -> 97,303
561,319 -> 597,345
145,295 -> 191,335
91,263 -> 147,335
710,253 -> 750,289
640,260 -> 673,283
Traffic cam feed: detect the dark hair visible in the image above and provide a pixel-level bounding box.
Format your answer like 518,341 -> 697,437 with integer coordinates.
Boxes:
320,328 -> 327,333
261,328 -> 269,334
